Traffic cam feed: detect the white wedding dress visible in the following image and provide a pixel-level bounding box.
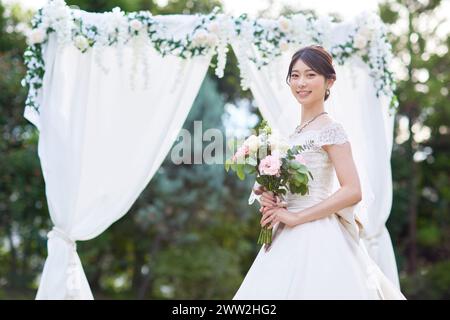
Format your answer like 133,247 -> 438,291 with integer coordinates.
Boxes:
233,121 -> 406,300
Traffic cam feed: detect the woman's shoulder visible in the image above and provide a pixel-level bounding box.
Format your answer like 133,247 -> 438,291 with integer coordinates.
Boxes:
315,115 -> 341,130
316,118 -> 349,147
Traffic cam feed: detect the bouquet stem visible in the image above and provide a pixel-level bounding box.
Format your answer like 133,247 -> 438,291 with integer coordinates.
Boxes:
257,226 -> 272,245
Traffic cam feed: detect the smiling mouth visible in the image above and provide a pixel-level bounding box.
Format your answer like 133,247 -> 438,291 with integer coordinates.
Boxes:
297,91 -> 312,97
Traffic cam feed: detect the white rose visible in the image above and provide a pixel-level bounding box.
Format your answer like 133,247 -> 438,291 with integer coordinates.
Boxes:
268,134 -> 290,155
207,21 -> 220,34
206,33 -> 219,46
192,29 -> 209,46
27,29 -> 46,45
74,35 -> 89,52
354,33 -> 368,50
278,16 -> 291,33
130,19 -> 143,31
280,39 -> 289,52
358,26 -> 372,38
244,135 -> 260,153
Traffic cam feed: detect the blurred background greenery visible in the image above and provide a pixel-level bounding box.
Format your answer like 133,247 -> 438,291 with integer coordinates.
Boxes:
0,0 -> 448,299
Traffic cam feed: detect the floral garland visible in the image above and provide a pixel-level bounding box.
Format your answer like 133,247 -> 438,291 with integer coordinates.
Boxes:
22,0 -> 398,113
233,12 -> 398,110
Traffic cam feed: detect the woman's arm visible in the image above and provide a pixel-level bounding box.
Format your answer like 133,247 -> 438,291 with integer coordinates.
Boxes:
261,142 -> 362,228
294,142 -> 362,225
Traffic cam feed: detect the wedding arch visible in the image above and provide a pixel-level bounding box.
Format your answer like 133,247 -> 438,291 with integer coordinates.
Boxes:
23,0 -> 400,299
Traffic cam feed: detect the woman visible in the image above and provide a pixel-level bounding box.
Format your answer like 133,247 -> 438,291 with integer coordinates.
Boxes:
233,45 -> 406,300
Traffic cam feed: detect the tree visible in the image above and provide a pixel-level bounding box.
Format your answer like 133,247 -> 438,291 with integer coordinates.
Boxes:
379,0 -> 450,298
0,2 -> 50,298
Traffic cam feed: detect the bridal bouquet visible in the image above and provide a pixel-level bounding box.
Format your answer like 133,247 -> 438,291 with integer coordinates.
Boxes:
225,121 -> 314,245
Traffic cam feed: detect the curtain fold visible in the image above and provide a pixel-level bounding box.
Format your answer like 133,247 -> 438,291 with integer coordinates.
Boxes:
29,28 -> 211,299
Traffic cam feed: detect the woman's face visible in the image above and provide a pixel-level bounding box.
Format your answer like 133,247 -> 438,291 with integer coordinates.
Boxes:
288,59 -> 332,105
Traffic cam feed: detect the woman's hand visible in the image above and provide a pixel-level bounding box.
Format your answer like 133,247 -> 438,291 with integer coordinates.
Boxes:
253,185 -> 276,208
252,184 -> 265,195
259,194 -> 287,214
260,207 -> 299,228
259,191 -> 277,208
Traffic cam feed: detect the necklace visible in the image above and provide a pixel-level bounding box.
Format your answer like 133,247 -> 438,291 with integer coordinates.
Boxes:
295,111 -> 328,134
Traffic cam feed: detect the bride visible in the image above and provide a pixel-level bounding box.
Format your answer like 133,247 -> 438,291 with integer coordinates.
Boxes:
233,45 -> 406,300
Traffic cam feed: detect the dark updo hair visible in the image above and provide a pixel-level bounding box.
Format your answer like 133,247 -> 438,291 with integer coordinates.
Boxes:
286,45 -> 336,101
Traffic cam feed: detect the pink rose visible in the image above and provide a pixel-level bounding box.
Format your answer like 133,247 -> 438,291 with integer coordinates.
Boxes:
294,154 -> 307,165
259,154 -> 282,176
232,145 -> 250,163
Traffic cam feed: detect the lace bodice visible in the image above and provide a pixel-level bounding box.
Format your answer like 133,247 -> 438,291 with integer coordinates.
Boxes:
285,121 -> 349,211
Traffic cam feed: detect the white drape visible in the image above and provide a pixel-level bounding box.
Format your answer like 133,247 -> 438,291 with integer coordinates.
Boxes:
24,5 -> 399,298
232,36 -> 400,287
25,14 -> 212,299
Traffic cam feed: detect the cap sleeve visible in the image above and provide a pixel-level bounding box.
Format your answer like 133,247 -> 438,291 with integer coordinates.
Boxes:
317,122 -> 349,147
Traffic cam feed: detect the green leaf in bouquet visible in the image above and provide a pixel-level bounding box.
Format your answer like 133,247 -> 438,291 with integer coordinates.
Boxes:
298,165 -> 309,174
289,161 -> 301,170
257,120 -> 272,135
244,163 -> 256,174
291,145 -> 303,154
255,175 -> 264,185
224,159 -> 233,172
286,149 -> 294,158
289,184 -> 300,194
299,184 -> 308,195
294,174 -> 306,184
282,158 -> 289,167
260,176 -> 273,192
236,164 -> 245,180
